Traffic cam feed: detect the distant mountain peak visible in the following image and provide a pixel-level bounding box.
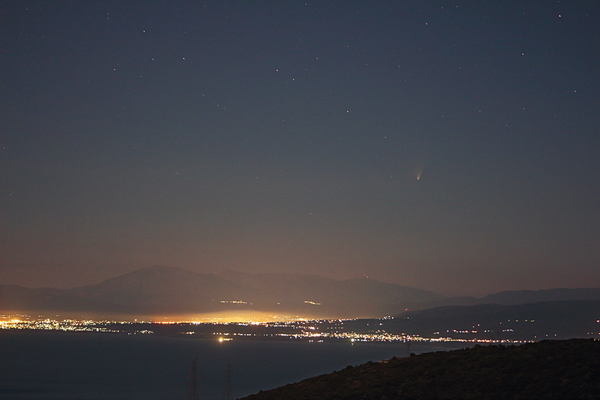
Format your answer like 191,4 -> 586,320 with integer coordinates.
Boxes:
0,266 -> 445,318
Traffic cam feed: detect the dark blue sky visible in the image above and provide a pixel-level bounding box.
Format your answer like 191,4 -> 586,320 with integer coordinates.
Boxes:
1,1 -> 599,296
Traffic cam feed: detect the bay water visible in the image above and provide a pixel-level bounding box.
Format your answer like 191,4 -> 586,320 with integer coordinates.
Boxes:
0,331 -> 466,400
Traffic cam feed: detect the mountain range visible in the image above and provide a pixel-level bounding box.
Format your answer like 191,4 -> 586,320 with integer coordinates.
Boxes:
333,299 -> 600,341
2,265 -> 600,319
0,265 -> 443,318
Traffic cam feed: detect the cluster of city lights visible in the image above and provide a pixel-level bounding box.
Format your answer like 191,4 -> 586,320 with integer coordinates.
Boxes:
0,317 -> 120,333
0,314 -> 534,344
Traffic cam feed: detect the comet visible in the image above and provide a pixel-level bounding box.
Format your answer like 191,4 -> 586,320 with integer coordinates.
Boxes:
414,162 -> 424,181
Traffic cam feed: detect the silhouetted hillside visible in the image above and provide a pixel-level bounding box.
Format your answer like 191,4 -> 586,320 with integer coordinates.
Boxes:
4,266 -> 600,320
339,300 -> 600,341
0,266 -> 444,318
0,285 -> 107,312
218,270 -> 445,315
241,339 -> 600,400
413,288 -> 600,310
71,265 -> 253,313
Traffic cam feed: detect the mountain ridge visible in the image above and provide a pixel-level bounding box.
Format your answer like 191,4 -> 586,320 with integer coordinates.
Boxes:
2,265 -> 600,319
0,265 -> 444,318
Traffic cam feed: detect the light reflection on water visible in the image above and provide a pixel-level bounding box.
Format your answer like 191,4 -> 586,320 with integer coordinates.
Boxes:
0,331 -> 467,400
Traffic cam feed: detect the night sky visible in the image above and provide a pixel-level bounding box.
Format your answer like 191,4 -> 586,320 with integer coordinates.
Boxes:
1,1 -> 599,296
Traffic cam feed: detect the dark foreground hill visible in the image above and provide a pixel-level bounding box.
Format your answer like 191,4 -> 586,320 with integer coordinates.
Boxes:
241,339 -> 600,400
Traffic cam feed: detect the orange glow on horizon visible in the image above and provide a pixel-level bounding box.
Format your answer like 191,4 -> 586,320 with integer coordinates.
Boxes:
148,311 -> 315,324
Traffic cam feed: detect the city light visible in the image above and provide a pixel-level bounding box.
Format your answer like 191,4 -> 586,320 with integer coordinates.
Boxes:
0,314 -> 532,344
